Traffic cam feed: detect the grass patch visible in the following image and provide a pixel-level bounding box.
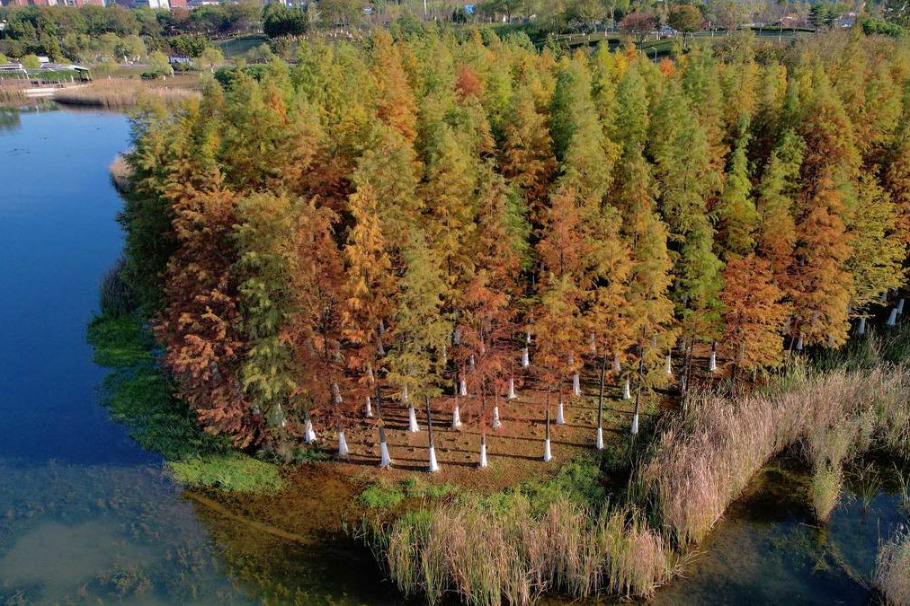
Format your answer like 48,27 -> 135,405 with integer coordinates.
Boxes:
87,314 -> 282,493
170,456 -> 282,493
216,34 -> 270,58
359,477 -> 459,509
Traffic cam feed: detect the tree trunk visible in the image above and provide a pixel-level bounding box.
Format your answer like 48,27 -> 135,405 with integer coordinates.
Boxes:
596,354 -> 606,450
480,383 -> 489,467
544,393 -> 552,462
425,395 -> 439,472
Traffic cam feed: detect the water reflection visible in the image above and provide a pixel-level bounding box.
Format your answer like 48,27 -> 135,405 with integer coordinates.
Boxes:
0,108 -> 21,133
653,460 -> 905,605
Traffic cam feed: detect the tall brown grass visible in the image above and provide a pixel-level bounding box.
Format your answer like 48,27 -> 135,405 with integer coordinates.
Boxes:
54,79 -> 199,109
876,527 -> 910,606
0,85 -> 24,103
366,332 -> 910,605
366,496 -> 679,606
642,363 -> 910,543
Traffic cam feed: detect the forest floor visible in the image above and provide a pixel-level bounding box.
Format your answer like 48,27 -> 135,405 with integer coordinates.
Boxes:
88,313 -> 728,543
204,349 -> 729,543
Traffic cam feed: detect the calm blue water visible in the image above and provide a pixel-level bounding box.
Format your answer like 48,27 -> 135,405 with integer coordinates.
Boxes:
0,107 -> 392,606
0,107 -> 149,467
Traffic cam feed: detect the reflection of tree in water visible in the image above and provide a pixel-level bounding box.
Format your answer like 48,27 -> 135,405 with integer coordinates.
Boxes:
0,109 -> 21,134
184,490 -> 400,605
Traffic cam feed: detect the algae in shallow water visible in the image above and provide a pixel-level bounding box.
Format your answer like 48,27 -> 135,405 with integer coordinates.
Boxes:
87,314 -> 283,493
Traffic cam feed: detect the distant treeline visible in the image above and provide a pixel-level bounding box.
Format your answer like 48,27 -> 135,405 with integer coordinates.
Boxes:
120,29 -> 910,448
0,3 -> 258,62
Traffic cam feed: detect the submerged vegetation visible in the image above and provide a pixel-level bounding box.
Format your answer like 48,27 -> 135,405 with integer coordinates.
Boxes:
87,313 -> 283,493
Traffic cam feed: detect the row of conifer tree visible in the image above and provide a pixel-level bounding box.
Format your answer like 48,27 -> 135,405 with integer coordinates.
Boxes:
120,28 -> 910,448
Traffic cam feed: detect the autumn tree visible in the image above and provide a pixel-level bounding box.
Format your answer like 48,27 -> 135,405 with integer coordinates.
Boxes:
610,64 -> 676,388
789,67 -> 859,348
235,192 -> 299,434
650,78 -> 723,387
721,254 -> 789,390
386,230 -> 451,403
847,174 -> 905,311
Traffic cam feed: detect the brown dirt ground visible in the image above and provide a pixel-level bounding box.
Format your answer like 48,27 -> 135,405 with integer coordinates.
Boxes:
203,346 -> 729,540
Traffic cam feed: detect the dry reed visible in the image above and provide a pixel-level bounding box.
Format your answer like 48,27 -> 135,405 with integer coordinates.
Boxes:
876,527 -> 910,606
370,496 -> 678,606
642,364 -> 910,543
54,79 -> 199,109
367,332 -> 910,605
109,154 -> 132,193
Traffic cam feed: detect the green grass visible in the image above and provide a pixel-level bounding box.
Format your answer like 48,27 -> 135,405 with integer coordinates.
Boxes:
358,477 -> 459,509
87,314 -> 283,493
216,34 -> 270,58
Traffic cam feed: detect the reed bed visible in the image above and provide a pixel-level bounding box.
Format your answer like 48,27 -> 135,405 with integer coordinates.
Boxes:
366,330 -> 910,605
367,496 -> 678,606
0,85 -> 24,103
54,79 -> 199,109
642,363 -> 910,543
876,527 -> 910,606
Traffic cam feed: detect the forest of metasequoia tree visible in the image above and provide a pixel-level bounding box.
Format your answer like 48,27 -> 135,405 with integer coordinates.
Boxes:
120,28 -> 910,449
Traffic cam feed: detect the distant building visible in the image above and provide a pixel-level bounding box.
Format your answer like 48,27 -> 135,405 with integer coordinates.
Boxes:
169,0 -> 186,8
774,15 -> 809,28
134,0 -> 169,8
1,0 -> 62,5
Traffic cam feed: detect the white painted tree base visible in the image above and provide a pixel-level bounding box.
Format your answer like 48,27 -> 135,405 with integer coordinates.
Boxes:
521,347 -> 530,368
459,378 -> 468,397
796,335 -> 804,350
888,309 -> 899,327
507,377 -> 517,400
379,441 -> 392,468
338,431 -> 349,457
572,373 -> 581,396
428,447 -> 439,472
492,406 -> 502,429
623,379 -> 632,400
543,438 -> 552,462
857,317 -> 866,336
556,402 -> 565,425
408,406 -> 420,432
665,355 -> 673,376
304,420 -> 317,444
631,413 -> 639,436
479,442 -> 488,468
613,354 -> 622,373
596,426 -> 604,450
452,405 -> 462,429
709,352 -> 717,372
365,396 -> 373,418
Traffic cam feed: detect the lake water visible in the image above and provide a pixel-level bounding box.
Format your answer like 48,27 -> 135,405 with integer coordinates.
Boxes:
0,107 -> 397,606
0,107 -> 905,606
